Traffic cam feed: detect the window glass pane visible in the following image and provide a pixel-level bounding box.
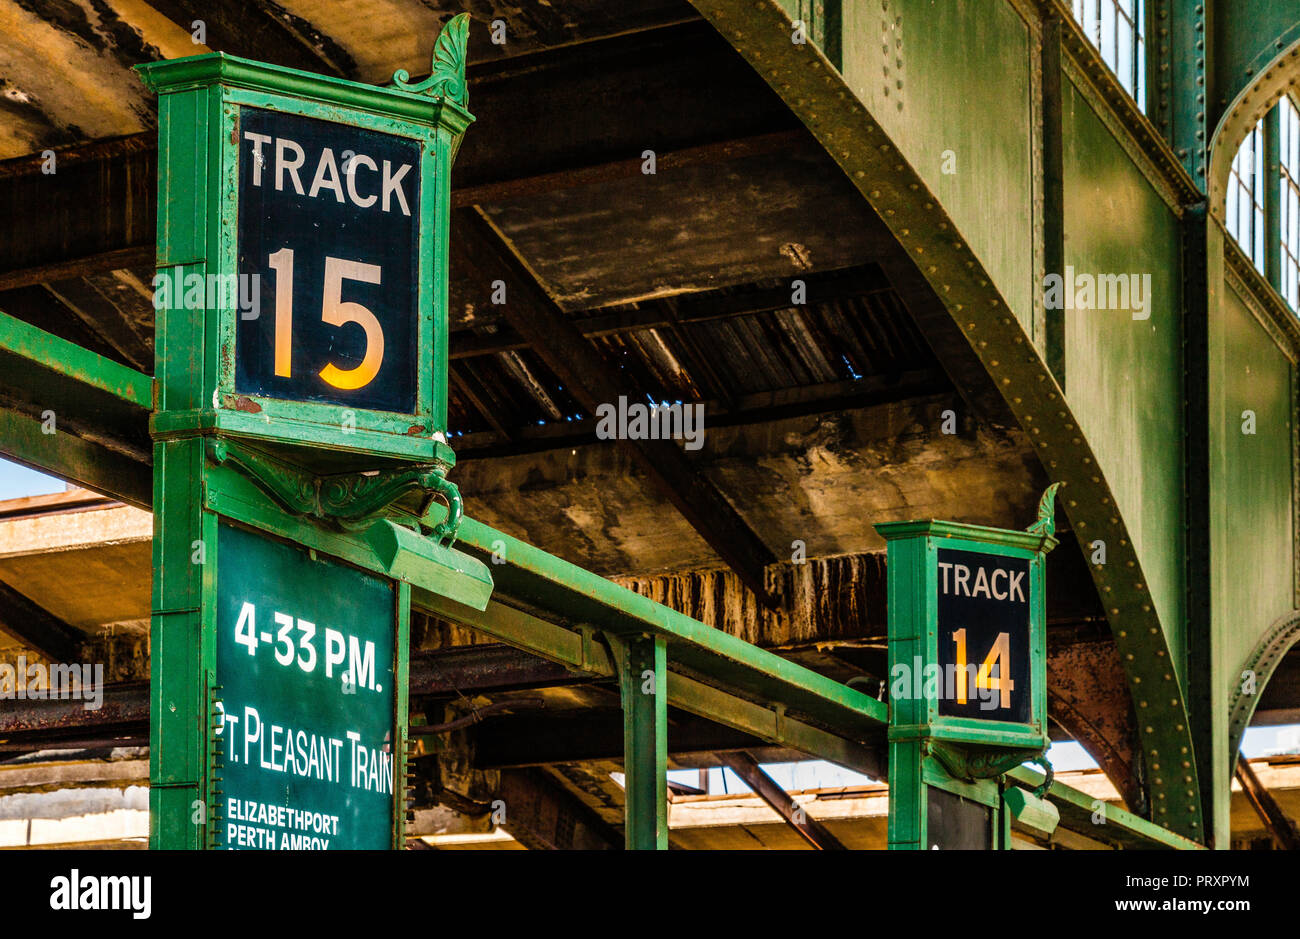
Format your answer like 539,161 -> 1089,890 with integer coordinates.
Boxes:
1280,96 -> 1300,313
1071,0 -> 1144,111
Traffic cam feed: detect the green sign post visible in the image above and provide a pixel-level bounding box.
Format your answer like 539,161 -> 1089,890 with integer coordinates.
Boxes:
138,15 -> 492,850
877,485 -> 1060,849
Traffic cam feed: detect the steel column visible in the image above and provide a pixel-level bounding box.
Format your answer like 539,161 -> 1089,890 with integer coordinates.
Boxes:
615,634 -> 668,850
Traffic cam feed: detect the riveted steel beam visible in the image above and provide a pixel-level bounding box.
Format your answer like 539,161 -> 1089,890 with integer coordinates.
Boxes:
1208,37 -> 1300,225
1228,611 -> 1300,771
689,0 -> 1204,838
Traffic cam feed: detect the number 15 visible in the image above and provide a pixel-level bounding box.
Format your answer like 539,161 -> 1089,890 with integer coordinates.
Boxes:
268,248 -> 385,390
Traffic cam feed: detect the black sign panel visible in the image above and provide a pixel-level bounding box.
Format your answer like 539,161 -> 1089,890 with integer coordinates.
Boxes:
936,548 -> 1031,723
236,107 -> 419,414
926,786 -> 993,849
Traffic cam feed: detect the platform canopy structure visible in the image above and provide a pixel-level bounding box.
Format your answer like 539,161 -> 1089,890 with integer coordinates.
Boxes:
0,0 -> 1297,850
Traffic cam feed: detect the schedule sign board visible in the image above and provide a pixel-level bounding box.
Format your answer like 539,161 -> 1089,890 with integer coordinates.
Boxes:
216,522 -> 397,850
236,107 -> 420,415
935,548 -> 1031,724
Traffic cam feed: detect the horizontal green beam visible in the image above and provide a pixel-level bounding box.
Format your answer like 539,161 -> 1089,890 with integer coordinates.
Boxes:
425,507 -> 887,736
0,404 -> 150,507
211,472 -> 885,775
1008,766 -> 1202,850
414,589 -> 883,778
0,308 -> 152,409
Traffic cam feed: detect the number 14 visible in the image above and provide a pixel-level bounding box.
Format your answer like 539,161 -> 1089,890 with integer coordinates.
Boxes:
951,628 -> 1014,709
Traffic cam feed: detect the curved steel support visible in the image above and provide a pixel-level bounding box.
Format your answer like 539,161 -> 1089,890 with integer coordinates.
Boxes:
688,0 -> 1204,838
1227,610 -> 1300,772
1209,36 -> 1300,227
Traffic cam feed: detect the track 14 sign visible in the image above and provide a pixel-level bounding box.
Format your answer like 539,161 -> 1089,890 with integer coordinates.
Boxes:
935,548 -> 1031,723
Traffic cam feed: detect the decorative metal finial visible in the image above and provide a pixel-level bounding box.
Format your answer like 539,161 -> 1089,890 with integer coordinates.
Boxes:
1026,482 -> 1062,537
390,12 -> 469,107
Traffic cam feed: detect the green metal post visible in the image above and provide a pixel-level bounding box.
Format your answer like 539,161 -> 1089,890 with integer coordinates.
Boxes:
617,634 -> 668,850
1265,102 -> 1283,291
138,17 -> 475,850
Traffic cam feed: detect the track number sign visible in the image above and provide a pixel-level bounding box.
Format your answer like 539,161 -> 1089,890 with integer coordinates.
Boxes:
236,107 -> 420,414
935,548 -> 1031,723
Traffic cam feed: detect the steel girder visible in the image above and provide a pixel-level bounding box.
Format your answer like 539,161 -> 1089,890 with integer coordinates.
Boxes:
689,0 -> 1205,838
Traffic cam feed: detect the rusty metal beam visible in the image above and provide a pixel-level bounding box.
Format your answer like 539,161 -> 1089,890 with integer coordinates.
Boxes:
1046,638 -> 1143,813
1235,757 -> 1300,851
449,264 -> 892,360
451,129 -> 805,209
496,768 -> 622,850
0,645 -> 593,754
719,751 -> 846,850
470,707 -> 775,768
457,208 -> 777,603
0,581 -> 84,663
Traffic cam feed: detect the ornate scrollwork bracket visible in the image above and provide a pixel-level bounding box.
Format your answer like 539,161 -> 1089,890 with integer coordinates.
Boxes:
1026,482 -> 1062,538
390,12 -> 469,107
207,438 -> 464,544
929,740 -> 1039,781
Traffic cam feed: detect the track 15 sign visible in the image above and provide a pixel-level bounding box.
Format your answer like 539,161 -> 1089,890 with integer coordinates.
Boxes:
237,107 -> 419,414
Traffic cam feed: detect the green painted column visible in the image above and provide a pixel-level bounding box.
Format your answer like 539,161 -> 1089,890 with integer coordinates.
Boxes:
617,634 -> 668,850
1265,103 -> 1283,291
